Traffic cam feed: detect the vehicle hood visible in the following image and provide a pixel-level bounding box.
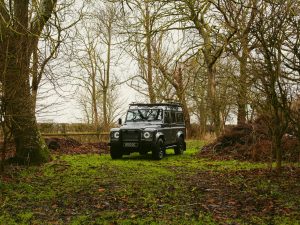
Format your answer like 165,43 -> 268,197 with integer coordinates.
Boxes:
120,122 -> 162,130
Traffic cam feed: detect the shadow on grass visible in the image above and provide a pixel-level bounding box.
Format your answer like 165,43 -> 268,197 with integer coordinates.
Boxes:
117,152 -> 180,161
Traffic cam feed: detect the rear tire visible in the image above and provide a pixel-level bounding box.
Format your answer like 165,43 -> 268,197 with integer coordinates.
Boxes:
110,147 -> 123,159
174,137 -> 185,155
152,139 -> 165,160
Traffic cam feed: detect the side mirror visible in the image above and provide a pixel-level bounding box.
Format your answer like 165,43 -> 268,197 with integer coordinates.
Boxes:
118,118 -> 122,125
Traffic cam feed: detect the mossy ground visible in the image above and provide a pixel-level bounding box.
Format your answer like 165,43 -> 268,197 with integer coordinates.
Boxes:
1,140 -> 299,224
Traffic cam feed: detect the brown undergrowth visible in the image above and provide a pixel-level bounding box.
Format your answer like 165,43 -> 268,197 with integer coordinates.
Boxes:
199,121 -> 300,163
0,137 -> 109,161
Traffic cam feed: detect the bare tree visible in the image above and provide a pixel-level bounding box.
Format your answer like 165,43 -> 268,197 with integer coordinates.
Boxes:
73,21 -> 104,127
251,0 -> 296,171
72,1 -> 121,130
31,1 -> 81,113
215,0 -> 258,125
94,3 -> 120,129
281,1 -> 300,155
165,0 -> 238,136
120,0 -> 169,103
151,35 -> 192,136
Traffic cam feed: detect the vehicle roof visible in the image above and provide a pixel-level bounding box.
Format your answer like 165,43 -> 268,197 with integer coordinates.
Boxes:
129,102 -> 183,111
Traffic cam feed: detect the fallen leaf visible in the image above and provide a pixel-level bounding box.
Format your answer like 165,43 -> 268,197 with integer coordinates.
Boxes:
98,188 -> 105,192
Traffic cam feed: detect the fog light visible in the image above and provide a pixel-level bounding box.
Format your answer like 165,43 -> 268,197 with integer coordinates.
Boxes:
143,132 -> 151,139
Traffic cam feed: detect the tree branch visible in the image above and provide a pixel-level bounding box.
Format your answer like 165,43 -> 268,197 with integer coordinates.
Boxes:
30,0 -> 57,37
0,0 -> 10,24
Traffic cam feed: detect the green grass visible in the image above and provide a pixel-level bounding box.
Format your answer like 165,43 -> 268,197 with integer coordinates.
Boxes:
0,140 -> 299,224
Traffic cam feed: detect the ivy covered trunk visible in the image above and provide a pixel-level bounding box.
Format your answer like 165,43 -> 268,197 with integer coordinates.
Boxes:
5,33 -> 50,165
5,44 -> 50,164
0,0 -> 56,165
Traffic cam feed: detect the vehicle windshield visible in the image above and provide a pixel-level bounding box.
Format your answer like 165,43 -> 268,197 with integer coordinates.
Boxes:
126,109 -> 163,122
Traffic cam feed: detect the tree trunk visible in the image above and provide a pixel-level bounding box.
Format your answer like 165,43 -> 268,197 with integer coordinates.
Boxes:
237,58 -> 247,125
0,0 -> 50,165
177,86 -> 191,138
103,20 -> 112,131
296,128 -> 300,162
145,1 -> 156,104
102,88 -> 108,131
271,130 -> 283,172
31,44 -> 39,112
237,40 -> 249,125
175,68 -> 191,138
182,101 -> 191,138
199,98 -> 207,138
0,0 -> 57,165
91,73 -> 99,128
275,138 -> 282,172
207,65 -> 222,136
4,35 -> 50,165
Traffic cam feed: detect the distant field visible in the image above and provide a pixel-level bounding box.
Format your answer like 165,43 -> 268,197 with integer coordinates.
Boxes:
1,140 -> 299,225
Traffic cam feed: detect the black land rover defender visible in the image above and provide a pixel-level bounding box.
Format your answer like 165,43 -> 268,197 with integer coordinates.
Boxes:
109,102 -> 186,160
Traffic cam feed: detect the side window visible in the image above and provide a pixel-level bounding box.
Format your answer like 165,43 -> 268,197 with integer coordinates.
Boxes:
156,109 -> 163,120
171,111 -> 176,123
176,112 -> 184,123
164,111 -> 171,124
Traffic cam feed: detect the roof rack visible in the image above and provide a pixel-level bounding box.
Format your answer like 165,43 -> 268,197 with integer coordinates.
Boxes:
129,102 -> 183,110
130,102 -> 182,107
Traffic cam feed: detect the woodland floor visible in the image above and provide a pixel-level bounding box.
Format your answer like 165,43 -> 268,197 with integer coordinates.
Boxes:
0,140 -> 300,225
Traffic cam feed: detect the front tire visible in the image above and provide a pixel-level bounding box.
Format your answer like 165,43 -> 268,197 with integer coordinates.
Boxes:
152,139 -> 165,160
174,137 -> 185,155
110,146 -> 123,159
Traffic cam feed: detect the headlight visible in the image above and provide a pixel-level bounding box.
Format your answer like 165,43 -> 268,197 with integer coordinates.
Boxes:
143,131 -> 151,139
113,132 -> 119,139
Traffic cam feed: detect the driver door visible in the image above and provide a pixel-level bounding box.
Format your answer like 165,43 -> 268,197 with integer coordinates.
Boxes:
163,111 -> 172,145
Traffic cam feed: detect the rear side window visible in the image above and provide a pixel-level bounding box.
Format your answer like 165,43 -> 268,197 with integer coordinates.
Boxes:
164,111 -> 171,123
171,111 -> 176,123
176,112 -> 184,123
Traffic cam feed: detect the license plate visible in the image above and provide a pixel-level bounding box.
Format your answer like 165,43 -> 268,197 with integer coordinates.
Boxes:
124,142 -> 138,147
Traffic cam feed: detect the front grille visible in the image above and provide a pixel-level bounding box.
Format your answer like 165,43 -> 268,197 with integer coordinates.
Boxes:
121,130 -> 140,141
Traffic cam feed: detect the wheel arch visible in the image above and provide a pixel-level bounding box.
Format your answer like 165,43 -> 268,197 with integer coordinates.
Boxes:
176,130 -> 185,141
155,132 -> 165,143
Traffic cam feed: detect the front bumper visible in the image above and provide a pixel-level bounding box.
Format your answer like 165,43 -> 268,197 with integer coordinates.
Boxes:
109,140 -> 155,153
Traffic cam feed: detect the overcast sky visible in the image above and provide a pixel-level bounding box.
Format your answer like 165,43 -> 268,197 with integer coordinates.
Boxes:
34,0 -> 164,124
36,61 -> 141,124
